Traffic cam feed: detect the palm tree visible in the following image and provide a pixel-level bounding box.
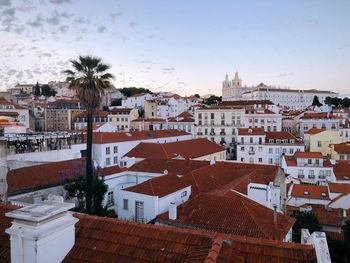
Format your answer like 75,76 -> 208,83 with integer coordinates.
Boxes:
64,55 -> 114,214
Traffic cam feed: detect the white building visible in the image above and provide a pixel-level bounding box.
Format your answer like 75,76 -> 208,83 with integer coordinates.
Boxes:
243,108 -> 282,132
107,108 -> 139,132
0,99 -> 30,129
242,84 -> 338,110
222,71 -> 255,101
281,152 -> 335,185
297,112 -> 341,138
121,93 -> 153,109
92,130 -> 192,168
236,128 -> 304,165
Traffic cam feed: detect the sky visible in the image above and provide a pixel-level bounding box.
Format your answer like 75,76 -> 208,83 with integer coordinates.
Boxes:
0,0 -> 350,96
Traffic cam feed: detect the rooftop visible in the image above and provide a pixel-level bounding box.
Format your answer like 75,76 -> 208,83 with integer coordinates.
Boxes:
0,204 -> 317,262
159,192 -> 295,241
305,128 -> 326,135
294,152 -> 324,159
124,138 -> 225,160
332,161 -> 350,181
7,158 -> 85,195
92,129 -> 190,144
265,131 -> 299,142
290,184 -> 330,200
128,159 -> 210,175
333,142 -> 350,154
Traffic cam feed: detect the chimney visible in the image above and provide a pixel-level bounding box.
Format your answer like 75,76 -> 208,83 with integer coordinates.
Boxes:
210,157 -> 216,165
169,202 -> 177,220
6,201 -> 78,263
273,205 -> 277,223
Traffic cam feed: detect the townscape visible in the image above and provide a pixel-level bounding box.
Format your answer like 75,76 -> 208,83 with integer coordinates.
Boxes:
1,1 -> 350,263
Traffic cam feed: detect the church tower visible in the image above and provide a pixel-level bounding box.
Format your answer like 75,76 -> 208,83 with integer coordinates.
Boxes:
232,71 -> 242,87
222,71 -> 243,101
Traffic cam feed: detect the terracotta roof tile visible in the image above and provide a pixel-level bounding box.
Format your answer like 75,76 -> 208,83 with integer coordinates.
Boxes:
128,159 -> 210,175
131,118 -> 166,122
0,111 -> 19,117
265,131 -> 298,141
333,142 -> 350,154
290,184 -> 330,200
159,192 -> 295,241
124,173 -> 190,197
98,165 -> 125,177
294,152 -> 324,159
109,108 -> 133,114
0,204 -> 17,262
305,128 -> 326,135
328,183 -> 350,194
92,129 -> 190,144
124,138 -> 225,160
301,112 -> 339,119
0,204 -> 317,263
7,158 -> 86,195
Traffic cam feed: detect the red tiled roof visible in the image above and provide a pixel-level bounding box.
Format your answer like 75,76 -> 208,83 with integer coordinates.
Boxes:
265,131 -> 298,141
219,100 -> 274,106
333,161 -> 350,181
182,162 -> 279,197
128,159 -> 210,175
333,142 -> 350,154
305,128 -> 326,135
0,203 -> 317,262
109,108 -> 133,114
177,111 -> 193,118
305,204 -> 348,227
301,112 -> 339,119
0,99 -> 26,109
328,183 -> 350,194
7,159 -> 85,195
124,173 -> 190,197
159,192 -> 295,241
0,204 -> 17,262
294,152 -> 324,159
237,128 -> 265,136
98,165 -> 125,177
92,130 -> 190,144
78,122 -> 110,132
76,109 -> 108,118
124,138 -> 225,160
290,184 -> 330,200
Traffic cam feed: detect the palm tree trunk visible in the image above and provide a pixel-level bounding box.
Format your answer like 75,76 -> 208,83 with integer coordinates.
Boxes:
86,109 -> 93,214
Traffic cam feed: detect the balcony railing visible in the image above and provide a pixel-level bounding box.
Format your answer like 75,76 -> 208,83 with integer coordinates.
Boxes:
210,132 -> 216,135
248,150 -> 255,155
197,132 -> 203,135
298,174 -> 304,178
220,132 -> 226,135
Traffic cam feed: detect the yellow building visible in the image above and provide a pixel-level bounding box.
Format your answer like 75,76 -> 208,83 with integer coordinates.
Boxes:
304,128 -> 343,156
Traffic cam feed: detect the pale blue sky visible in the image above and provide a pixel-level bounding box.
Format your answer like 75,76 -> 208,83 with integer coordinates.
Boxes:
0,0 -> 349,95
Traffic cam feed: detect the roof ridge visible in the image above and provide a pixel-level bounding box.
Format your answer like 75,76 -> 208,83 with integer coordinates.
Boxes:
204,236 -> 224,263
160,143 -> 170,159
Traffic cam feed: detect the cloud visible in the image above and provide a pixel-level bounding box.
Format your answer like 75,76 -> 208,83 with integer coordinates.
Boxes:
97,25 -> 106,33
110,12 -> 122,21
27,14 -> 44,28
128,21 -> 138,28
47,14 -> 60,25
162,67 -> 175,71
58,25 -> 69,33
47,0 -> 71,4
74,17 -> 89,24
275,72 -> 294,78
0,0 -> 11,8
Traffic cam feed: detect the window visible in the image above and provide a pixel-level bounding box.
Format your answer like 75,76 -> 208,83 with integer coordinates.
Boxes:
135,201 -> 144,222
269,158 -> 273,164
258,146 -> 263,152
308,159 -> 312,164
114,156 -> 118,164
181,191 -> 187,197
107,192 -> 114,206
123,199 -> 128,210
317,141 -> 322,147
106,147 -> 110,155
249,157 -> 254,163
106,157 -> 110,166
289,148 -> 294,154
114,146 -> 118,153
250,137 -> 253,143
340,155 -> 345,160
241,157 -> 245,162
258,158 -> 262,163
241,146 -> 245,151
315,159 -> 320,165
269,148 -> 273,154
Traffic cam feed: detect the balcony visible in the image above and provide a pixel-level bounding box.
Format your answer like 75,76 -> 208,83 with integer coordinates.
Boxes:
220,132 -> 226,135
298,174 -> 304,179
210,132 -> 216,135
197,132 -> 203,135
248,150 -> 255,155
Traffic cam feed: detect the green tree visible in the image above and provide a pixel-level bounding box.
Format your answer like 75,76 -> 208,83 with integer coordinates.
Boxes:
312,95 -> 322,107
204,95 -> 221,105
325,96 -> 332,106
342,97 -> 350,108
110,98 -> 122,106
41,84 -> 57,96
119,87 -> 152,97
194,94 -> 200,98
64,55 -> 114,214
331,97 -> 342,107
291,210 -> 321,243
33,82 -> 41,96
64,172 -> 115,216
